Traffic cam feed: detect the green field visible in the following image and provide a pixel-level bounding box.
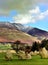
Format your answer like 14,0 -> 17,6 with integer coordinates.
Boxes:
0,53 -> 48,65
0,44 -> 12,50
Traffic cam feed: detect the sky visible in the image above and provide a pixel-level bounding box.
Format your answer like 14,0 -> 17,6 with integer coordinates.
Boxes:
0,0 -> 48,31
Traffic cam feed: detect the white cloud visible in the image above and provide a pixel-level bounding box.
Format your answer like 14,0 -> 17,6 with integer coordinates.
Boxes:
13,6 -> 40,24
13,14 -> 32,24
13,6 -> 48,24
38,13 -> 44,19
37,10 -> 48,20
29,6 -> 40,14
43,10 -> 48,16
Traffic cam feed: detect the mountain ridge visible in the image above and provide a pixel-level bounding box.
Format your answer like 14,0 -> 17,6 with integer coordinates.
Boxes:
0,22 -> 48,42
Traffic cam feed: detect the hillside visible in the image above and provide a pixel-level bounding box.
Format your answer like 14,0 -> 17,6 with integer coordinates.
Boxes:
0,28 -> 40,44
27,28 -> 48,39
0,22 -> 47,43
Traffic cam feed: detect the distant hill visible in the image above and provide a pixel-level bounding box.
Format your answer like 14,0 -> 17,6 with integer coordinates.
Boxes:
13,23 -> 48,39
0,22 -> 15,29
0,22 -> 40,44
0,22 -> 48,43
12,23 -> 26,31
27,28 -> 48,39
0,22 -> 25,31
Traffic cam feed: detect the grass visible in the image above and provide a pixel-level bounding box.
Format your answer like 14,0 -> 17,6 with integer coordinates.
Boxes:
0,53 -> 48,65
0,44 -> 12,50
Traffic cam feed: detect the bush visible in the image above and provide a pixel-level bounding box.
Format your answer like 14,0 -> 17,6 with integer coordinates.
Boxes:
17,50 -> 32,59
5,50 -> 13,61
39,47 -> 48,59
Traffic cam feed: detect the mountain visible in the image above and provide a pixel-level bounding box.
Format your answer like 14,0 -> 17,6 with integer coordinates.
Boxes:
0,22 -> 40,44
0,22 -> 26,31
27,28 -> 48,39
0,22 -> 15,29
0,22 -> 48,42
12,23 -> 26,31
0,28 -> 40,44
12,23 -> 48,39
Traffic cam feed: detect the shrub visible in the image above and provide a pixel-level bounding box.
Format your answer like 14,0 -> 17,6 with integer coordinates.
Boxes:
17,50 -> 32,59
5,50 -> 13,61
30,51 -> 39,56
39,47 -> 48,59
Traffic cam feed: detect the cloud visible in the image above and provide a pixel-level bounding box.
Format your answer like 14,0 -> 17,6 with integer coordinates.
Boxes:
13,6 -> 48,24
0,0 -> 48,15
0,0 -> 36,14
13,14 -> 31,24
36,10 -> 48,20
29,6 -> 40,14
0,10 -> 9,16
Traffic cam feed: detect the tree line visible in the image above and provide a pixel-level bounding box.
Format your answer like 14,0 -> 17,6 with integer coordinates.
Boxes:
11,39 -> 48,53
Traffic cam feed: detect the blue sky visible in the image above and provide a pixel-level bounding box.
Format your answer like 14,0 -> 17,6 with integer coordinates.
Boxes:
0,0 -> 48,31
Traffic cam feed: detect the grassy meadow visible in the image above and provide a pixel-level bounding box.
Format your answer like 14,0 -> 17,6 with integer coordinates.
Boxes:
0,42 -> 48,65
0,53 -> 48,65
